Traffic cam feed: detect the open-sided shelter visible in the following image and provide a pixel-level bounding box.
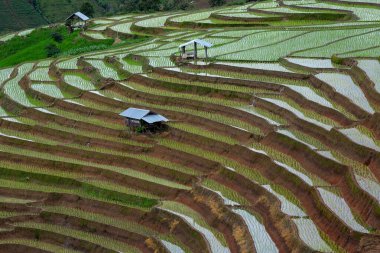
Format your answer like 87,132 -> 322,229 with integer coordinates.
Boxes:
65,12 -> 90,31
179,39 -> 213,60
119,108 -> 168,131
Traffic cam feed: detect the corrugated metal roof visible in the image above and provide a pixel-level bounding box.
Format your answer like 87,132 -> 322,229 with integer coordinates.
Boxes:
75,12 -> 90,21
66,12 -> 90,21
179,39 -> 213,48
120,107 -> 169,123
119,108 -> 150,119
142,114 -> 168,124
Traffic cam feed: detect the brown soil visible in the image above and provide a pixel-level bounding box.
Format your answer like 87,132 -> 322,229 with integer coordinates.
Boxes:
164,128 -> 372,252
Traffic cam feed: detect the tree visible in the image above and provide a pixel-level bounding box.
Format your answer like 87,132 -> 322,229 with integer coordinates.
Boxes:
120,0 -> 139,12
137,0 -> 160,12
209,0 -> 226,7
162,0 -> 193,11
51,32 -> 63,43
80,2 -> 95,17
46,44 -> 60,57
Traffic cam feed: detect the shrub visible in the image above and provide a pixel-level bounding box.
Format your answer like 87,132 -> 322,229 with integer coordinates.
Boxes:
209,0 -> 226,7
51,32 -> 63,43
34,229 -> 40,240
136,126 -> 146,133
227,0 -> 248,6
46,44 -> 60,57
80,2 -> 95,17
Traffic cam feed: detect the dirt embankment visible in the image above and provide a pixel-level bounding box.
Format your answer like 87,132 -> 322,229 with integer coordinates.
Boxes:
54,75 -> 380,232
210,168 -> 314,253
153,67 -> 283,90
164,18 -> 265,29
247,4 -> 353,21
0,189 -> 210,253
0,241 -> 51,253
0,138 -> 190,200
0,118 -> 149,153
175,188 -> 256,253
109,81 -> 274,133
183,62 -> 365,122
152,145 -> 222,174
165,128 -> 370,252
346,62 -> 380,109
173,64 -> 353,126
308,75 -> 370,119
151,141 -> 313,252
5,212 -> 170,253
129,74 -> 253,103
0,149 -> 186,199
0,94 -> 126,139
0,202 -> 41,214
0,227 -> 117,253
261,132 -> 380,229
362,113 -> 380,140
253,96 -> 380,180
359,234 -> 380,253
41,193 -> 209,253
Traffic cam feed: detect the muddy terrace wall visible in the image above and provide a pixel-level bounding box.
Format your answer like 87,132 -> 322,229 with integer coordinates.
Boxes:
169,63 -> 380,173
164,19 -> 267,29
177,187 -> 256,253
249,2 -> 354,21
104,69 -> 380,179
344,61 -> 380,108
210,168 -> 314,253
0,95 -> 126,138
0,137 -> 191,197
183,62 -> 371,121
261,132 -> 380,229
0,118 -> 146,152
0,188 -> 212,252
103,26 -> 140,40
152,145 -> 221,174
22,190 -> 210,253
104,56 -> 131,79
131,23 -> 167,36
253,96 -> 380,177
129,74 -> 253,103
109,81 -> 274,133
154,66 -> 354,125
3,213 -> 168,253
0,240 -> 58,253
165,128 -> 370,251
363,113 -> 380,140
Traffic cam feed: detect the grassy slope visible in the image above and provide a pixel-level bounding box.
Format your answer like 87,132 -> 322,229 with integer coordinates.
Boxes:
0,0 -> 47,34
0,26 -> 147,68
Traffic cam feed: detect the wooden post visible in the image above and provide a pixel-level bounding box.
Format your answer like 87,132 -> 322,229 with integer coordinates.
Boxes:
194,42 -> 197,59
205,46 -> 208,60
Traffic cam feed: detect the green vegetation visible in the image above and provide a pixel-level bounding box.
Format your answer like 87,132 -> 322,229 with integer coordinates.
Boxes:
0,1 -> 380,253
0,26 -> 148,68
0,0 -> 47,35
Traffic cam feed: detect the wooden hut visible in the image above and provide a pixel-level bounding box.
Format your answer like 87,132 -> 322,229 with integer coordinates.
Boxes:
65,12 -> 90,32
119,108 -> 168,132
179,39 -> 213,60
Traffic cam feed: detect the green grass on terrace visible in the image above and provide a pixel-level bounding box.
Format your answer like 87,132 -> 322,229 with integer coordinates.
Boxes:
0,26 -> 147,68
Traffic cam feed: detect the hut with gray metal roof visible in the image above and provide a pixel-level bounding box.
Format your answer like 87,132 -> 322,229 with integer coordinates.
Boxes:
179,39 -> 213,60
120,108 -> 168,131
65,12 -> 90,32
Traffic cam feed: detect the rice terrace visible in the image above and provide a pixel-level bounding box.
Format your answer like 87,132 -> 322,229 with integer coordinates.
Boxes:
0,0 -> 380,252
